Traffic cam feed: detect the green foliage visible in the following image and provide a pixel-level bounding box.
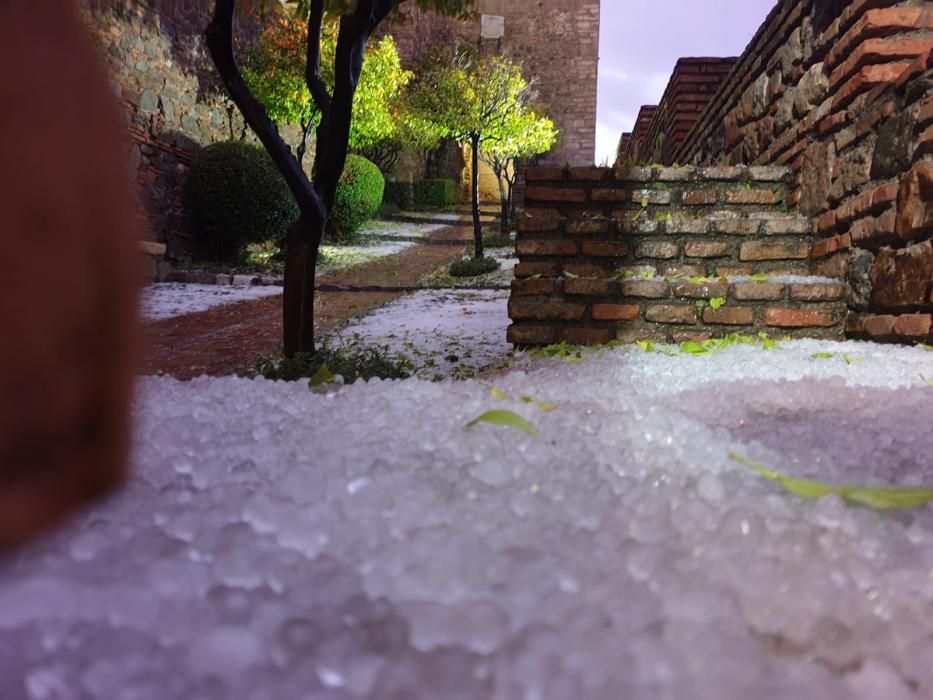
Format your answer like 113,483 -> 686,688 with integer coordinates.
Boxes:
448,256 -> 500,278
730,453 -> 933,510
465,410 -> 539,436
413,179 -> 460,208
383,181 -> 415,210
184,141 -> 298,262
247,339 -> 412,383
483,233 -> 515,249
635,333 -> 783,356
277,1 -> 474,21
243,17 -> 417,160
327,155 -> 385,243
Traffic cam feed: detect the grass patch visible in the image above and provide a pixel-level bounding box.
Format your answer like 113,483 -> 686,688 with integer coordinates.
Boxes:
483,233 -> 515,249
245,337 -> 413,383
448,256 -> 501,278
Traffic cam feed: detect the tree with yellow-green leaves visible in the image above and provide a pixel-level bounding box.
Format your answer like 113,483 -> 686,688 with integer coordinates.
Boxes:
408,45 -> 558,256
206,0 -> 473,357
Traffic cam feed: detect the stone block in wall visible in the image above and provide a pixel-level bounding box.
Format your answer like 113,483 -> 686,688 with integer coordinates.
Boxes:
829,139 -> 875,203
869,240 -> 933,310
895,161 -> 933,241
871,112 -> 913,180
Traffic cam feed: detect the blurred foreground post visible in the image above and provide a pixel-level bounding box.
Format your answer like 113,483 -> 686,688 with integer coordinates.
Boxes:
0,1 -> 140,550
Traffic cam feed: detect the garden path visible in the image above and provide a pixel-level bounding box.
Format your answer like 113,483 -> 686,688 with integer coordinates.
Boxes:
141,224 -> 472,379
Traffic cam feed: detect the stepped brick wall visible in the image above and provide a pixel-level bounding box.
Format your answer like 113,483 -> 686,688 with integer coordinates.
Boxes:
672,0 -> 932,345
508,165 -> 848,346
617,58 -> 738,166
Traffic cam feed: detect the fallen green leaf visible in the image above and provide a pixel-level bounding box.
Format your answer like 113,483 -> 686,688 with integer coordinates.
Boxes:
710,297 -> 726,310
489,386 -> 510,401
748,274 -> 771,283
689,276 -> 712,284
680,341 -> 709,355
921,344 -> 933,352
309,364 -> 336,388
564,271 -> 579,279
730,453 -> 933,510
636,339 -> 657,353
466,410 -> 539,436
811,352 -> 835,359
521,396 -> 559,412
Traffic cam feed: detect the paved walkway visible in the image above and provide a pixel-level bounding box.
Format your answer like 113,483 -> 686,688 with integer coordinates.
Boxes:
141,226 -> 470,379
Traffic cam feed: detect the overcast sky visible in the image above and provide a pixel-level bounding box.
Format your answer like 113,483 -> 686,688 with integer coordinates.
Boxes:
595,0 -> 778,164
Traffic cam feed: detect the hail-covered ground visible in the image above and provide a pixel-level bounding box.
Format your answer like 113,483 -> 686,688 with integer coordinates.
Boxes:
2,331 -> 933,699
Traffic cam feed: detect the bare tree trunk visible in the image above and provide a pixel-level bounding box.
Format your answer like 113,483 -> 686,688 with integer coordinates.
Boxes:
495,169 -> 510,234
470,133 -> 483,259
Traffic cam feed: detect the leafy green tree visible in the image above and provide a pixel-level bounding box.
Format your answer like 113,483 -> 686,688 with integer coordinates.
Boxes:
481,106 -> 558,233
408,46 -> 553,257
207,0 -> 473,357
243,16 -> 413,170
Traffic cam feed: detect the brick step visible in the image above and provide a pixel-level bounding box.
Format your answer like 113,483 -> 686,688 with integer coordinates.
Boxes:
508,275 -> 848,346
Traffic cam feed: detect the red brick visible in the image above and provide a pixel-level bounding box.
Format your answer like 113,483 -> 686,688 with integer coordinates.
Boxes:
733,282 -> 786,301
863,314 -> 898,338
511,278 -> 557,296
724,189 -> 781,205
566,218 -> 610,235
635,241 -> 680,259
507,324 -> 559,346
681,188 -> 718,205
615,328 -> 660,343
740,241 -> 810,261
645,305 -> 698,325
672,281 -> 729,299
524,186 -> 587,203
524,167 -> 566,182
685,241 -> 732,258
592,304 -> 641,321
818,111 -> 850,137
631,189 -> 672,205
564,279 -> 612,296
560,328 -> 614,345
591,188 -> 630,202
567,167 -> 610,181
832,64 -> 913,110
826,8 -> 925,70
762,308 -> 842,328
672,331 -> 713,344
893,314 -> 932,338
514,262 -> 558,278
621,279 -> 669,299
516,240 -> 578,257
828,38 -> 933,91
581,241 -> 629,257
812,233 -> 852,259
816,210 -> 838,234
517,216 -> 560,233
509,302 -> 586,322
789,282 -> 846,301
702,307 -> 754,326
563,263 -> 607,278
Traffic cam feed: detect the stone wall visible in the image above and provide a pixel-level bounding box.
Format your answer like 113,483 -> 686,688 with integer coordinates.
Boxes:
669,0 -> 932,344
508,165 -> 848,346
617,58 -> 737,166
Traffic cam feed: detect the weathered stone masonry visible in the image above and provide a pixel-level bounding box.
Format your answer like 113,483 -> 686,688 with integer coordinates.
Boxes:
508,165 -> 847,346
519,0 -> 932,346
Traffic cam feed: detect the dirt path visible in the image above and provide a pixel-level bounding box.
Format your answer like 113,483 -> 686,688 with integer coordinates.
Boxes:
141,230 -> 468,380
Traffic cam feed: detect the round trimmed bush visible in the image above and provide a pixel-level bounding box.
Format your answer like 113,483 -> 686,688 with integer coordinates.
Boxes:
448,256 -> 500,278
327,155 -> 385,243
184,141 -> 297,262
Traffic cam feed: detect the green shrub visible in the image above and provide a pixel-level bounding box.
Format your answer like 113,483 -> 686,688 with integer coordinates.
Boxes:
184,141 -> 297,262
383,180 -> 414,210
448,256 -> 500,278
327,155 -> 385,243
414,179 -> 459,208
483,233 -> 515,249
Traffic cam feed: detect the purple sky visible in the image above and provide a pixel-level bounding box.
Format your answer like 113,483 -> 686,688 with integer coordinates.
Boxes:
596,0 -> 778,164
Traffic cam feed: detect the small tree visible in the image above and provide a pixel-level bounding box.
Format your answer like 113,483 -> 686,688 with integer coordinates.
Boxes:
481,107 -> 558,234
409,46 -> 548,258
206,0 -> 472,357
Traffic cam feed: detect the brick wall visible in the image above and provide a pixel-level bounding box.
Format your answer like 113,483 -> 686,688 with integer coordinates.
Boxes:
617,58 -> 737,166
508,165 -> 848,346
665,0 -> 932,344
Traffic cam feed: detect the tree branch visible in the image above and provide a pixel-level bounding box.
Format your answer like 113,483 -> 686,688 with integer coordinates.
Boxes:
206,0 -> 325,225
305,0 -> 332,118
